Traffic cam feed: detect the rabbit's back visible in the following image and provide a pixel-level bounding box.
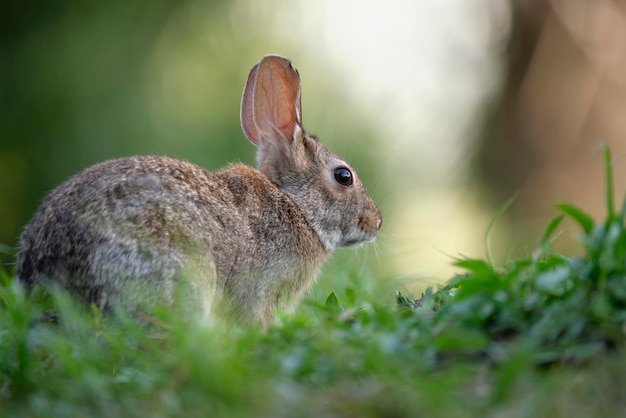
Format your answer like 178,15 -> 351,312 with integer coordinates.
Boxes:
17,156 -> 327,321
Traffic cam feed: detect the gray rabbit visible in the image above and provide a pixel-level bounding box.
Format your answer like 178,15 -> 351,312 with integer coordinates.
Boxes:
16,55 -> 382,327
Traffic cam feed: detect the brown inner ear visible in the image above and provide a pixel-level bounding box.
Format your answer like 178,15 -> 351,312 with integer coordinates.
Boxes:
252,56 -> 302,145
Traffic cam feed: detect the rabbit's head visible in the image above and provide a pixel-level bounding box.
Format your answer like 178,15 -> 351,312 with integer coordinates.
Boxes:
241,55 -> 381,251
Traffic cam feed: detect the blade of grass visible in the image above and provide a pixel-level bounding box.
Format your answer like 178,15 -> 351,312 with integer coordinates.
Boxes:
485,193 -> 518,267
0,242 -> 15,256
601,144 -> 615,221
539,214 -> 565,247
555,204 -> 594,234
454,258 -> 492,273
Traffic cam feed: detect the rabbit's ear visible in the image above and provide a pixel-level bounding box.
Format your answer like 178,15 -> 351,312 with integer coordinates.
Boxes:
241,55 -> 302,147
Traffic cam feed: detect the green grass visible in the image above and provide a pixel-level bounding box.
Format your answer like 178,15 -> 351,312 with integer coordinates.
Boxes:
2,145 -> 626,417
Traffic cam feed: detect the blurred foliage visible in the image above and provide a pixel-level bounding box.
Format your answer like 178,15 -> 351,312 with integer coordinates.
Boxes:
399,146 -> 626,365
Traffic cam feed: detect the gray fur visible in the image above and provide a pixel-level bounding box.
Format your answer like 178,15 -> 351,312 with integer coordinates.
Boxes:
16,56 -> 382,327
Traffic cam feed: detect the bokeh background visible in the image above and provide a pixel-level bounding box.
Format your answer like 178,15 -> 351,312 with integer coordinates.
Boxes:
2,0 -> 626,291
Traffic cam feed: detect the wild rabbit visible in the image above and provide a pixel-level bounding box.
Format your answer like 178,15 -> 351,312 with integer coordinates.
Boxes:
16,55 -> 382,327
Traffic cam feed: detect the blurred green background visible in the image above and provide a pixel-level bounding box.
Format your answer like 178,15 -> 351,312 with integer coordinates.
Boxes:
3,1 -> 626,286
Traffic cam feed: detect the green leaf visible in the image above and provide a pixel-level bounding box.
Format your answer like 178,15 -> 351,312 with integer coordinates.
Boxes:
535,266 -> 571,296
325,292 -> 340,312
454,258 -> 493,274
540,214 -> 565,247
395,291 -> 415,310
555,204 -> 594,234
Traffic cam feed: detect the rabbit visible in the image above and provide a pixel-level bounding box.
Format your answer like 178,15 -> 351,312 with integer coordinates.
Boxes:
16,55 -> 382,327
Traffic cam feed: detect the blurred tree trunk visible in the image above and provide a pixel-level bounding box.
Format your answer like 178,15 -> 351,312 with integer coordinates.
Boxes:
476,0 -> 626,244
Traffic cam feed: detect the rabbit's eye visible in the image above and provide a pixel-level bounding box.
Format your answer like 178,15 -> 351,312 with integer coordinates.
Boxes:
333,167 -> 353,186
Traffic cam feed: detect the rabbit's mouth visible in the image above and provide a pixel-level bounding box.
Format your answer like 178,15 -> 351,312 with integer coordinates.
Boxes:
320,229 -> 377,250
341,233 -> 377,248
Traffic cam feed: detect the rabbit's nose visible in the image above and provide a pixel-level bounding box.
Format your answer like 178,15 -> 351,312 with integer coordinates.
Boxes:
359,207 -> 382,237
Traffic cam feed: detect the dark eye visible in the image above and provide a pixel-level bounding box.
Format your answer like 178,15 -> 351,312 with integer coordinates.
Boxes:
333,167 -> 353,186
